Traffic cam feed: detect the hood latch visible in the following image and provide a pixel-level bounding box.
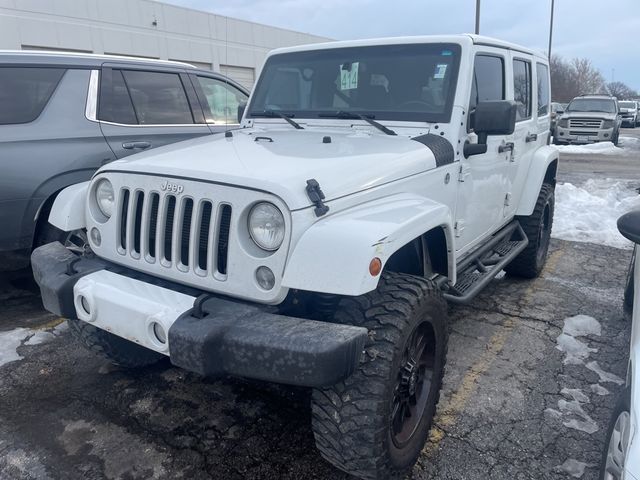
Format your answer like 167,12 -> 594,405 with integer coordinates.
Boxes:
306,179 -> 329,217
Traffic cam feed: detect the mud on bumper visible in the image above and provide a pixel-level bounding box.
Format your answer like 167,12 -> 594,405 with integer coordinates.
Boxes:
31,242 -> 368,387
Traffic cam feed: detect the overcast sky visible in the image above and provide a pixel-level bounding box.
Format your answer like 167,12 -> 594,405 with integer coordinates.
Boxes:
164,0 -> 640,91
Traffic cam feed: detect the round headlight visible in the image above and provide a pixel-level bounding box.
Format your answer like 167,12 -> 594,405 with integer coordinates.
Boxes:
95,179 -> 115,218
248,202 -> 285,251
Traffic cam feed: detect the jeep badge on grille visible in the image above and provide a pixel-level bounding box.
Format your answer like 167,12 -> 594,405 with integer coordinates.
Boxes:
160,181 -> 184,194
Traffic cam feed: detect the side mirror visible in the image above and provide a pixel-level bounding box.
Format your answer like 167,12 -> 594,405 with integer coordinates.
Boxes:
237,104 -> 247,123
618,211 -> 640,244
464,100 -> 517,158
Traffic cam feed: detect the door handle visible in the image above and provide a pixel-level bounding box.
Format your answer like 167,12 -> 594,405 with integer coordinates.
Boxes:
122,141 -> 151,150
498,142 -> 514,153
525,133 -> 538,143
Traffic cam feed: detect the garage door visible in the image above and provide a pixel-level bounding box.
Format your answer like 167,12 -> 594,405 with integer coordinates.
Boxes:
220,65 -> 255,90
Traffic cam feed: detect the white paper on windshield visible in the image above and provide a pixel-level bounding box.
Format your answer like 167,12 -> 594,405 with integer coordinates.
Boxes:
434,64 -> 448,79
340,62 -> 359,90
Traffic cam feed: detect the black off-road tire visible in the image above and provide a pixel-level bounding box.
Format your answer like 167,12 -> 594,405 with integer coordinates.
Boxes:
68,318 -> 164,368
311,272 -> 448,480
505,183 -> 554,279
623,248 -> 635,314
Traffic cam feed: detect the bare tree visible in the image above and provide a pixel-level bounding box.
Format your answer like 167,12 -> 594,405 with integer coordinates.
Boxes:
570,58 -> 606,96
606,81 -> 639,100
550,56 -> 606,102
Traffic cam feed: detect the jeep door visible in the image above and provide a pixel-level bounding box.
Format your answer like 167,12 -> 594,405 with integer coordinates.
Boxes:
504,54 -> 545,217
455,48 -> 511,252
97,65 -> 211,159
189,74 -> 249,133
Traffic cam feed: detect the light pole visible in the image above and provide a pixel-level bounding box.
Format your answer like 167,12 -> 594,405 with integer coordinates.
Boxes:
475,0 -> 481,34
548,0 -> 555,59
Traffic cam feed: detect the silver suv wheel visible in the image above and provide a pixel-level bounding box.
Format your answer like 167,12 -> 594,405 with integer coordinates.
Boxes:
603,410 -> 630,479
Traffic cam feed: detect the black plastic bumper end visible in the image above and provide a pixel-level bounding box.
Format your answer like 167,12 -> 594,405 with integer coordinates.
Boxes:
168,297 -> 368,388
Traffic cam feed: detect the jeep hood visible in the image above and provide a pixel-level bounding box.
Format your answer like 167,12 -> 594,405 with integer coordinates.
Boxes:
101,128 -> 441,210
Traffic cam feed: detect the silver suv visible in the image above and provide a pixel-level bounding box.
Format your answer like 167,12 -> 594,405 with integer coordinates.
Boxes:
554,94 -> 622,145
0,51 -> 248,270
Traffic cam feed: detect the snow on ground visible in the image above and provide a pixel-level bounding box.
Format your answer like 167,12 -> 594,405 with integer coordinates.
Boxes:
554,141 -> 624,155
554,459 -> 594,478
553,136 -> 640,155
553,179 -> 640,249
0,321 -> 67,368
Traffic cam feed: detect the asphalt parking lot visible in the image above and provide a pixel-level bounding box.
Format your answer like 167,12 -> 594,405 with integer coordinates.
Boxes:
1,131 -> 640,480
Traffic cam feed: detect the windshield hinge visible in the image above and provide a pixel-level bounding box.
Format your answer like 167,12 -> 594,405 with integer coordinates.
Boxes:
306,179 -> 330,217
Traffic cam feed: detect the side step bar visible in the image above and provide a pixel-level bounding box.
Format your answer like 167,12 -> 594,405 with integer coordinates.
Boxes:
443,221 -> 528,305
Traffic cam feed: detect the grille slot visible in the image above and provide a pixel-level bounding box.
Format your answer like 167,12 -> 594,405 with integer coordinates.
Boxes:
132,191 -> 144,256
147,193 -> 160,259
217,205 -> 232,275
198,202 -> 213,272
116,187 -> 233,279
179,198 -> 194,267
119,189 -> 130,251
164,196 -> 176,262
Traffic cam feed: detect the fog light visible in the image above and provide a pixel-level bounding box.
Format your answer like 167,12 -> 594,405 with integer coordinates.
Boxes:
79,295 -> 91,315
90,227 -> 101,246
152,322 -> 167,345
559,132 -> 565,136
256,266 -> 275,290
604,133 -> 609,138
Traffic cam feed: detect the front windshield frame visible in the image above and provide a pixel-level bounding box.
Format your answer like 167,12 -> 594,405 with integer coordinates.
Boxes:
567,98 -> 617,113
247,43 -> 462,124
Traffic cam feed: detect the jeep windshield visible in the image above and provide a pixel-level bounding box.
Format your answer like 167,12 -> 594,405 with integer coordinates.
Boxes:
619,101 -> 636,109
248,43 -> 461,124
567,98 -> 617,113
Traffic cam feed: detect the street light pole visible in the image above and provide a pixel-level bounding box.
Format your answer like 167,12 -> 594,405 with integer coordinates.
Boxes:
548,0 -> 555,59
475,0 -> 481,34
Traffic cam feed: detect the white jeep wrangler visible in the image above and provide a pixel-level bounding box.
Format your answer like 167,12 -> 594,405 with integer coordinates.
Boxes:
32,35 -> 557,479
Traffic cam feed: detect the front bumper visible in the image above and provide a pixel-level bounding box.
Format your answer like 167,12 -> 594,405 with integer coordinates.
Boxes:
555,126 -> 615,144
31,242 -> 368,387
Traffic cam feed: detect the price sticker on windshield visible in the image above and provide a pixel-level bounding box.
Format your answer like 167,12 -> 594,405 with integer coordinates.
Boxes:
340,62 -> 359,90
434,64 -> 448,79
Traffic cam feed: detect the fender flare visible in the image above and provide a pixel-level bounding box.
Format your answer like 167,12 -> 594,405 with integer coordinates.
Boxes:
48,181 -> 90,232
516,145 -> 559,216
23,169 -> 96,243
282,193 -> 455,296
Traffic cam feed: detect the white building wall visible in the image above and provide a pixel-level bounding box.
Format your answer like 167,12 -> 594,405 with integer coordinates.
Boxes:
0,0 -> 330,88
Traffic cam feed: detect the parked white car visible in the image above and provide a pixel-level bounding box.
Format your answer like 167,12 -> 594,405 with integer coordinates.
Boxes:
619,100 -> 639,128
601,211 -> 640,480
31,35 -> 558,479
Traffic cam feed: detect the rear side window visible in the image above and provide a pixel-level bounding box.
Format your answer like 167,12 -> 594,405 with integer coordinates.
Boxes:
0,67 -> 65,125
513,59 -> 532,121
120,70 -> 194,125
98,69 -> 137,124
196,76 -> 248,124
469,55 -> 504,130
537,63 -> 550,117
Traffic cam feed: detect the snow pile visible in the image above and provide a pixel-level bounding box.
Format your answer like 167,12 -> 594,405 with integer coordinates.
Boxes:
554,459 -> 593,478
0,321 -> 68,368
554,141 -> 623,155
619,136 -> 640,150
553,179 -> 640,249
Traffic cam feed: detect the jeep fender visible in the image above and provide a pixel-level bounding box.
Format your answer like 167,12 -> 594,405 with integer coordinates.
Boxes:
48,182 -> 90,232
516,146 -> 559,216
282,194 -> 455,296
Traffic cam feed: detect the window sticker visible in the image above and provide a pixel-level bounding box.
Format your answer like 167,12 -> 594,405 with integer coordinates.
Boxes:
434,64 -> 448,79
340,62 -> 359,90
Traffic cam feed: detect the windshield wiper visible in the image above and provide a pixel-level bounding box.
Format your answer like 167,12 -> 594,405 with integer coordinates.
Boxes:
318,111 -> 397,136
251,110 -> 304,130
